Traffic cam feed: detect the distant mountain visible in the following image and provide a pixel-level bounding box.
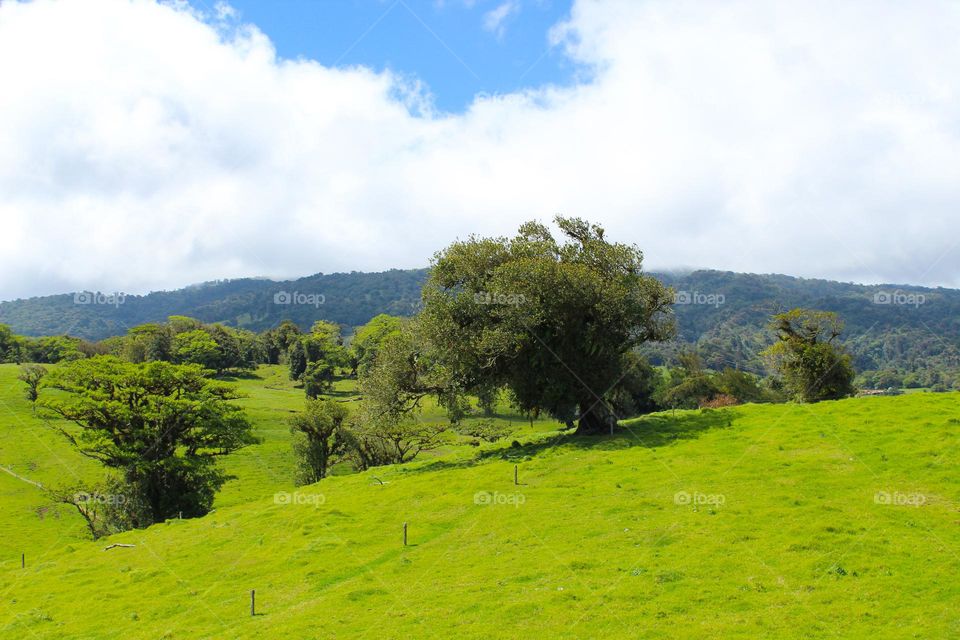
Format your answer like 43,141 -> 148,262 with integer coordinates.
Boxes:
1,268 -> 958,376
647,271 -> 960,376
0,269 -> 428,340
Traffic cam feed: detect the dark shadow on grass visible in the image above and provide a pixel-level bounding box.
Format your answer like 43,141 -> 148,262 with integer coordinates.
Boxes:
615,409 -> 737,448
405,409 -> 738,474
217,370 -> 262,382
324,388 -> 360,400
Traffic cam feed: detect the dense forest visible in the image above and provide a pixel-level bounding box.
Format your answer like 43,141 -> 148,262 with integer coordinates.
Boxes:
1,268 -> 958,388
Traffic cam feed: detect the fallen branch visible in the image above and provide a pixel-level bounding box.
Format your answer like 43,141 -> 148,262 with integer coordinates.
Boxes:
103,543 -> 135,551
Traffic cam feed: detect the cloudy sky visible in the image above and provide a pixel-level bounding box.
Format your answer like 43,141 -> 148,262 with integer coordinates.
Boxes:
1,0 -> 958,300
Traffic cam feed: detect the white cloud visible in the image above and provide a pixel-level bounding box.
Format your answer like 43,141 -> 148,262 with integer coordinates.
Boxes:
483,0 -> 519,39
0,0 -> 959,300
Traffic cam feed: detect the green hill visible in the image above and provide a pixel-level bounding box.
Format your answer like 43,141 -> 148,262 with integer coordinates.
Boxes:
2,269 -> 958,382
0,363 -> 957,638
0,269 -> 429,340
649,271 -> 960,378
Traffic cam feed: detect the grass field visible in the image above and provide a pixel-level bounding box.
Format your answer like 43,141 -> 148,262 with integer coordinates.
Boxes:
0,363 -> 958,638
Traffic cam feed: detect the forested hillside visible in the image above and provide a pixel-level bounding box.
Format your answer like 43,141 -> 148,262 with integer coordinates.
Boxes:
2,269 -> 958,383
0,269 -> 427,340
647,271 -> 960,384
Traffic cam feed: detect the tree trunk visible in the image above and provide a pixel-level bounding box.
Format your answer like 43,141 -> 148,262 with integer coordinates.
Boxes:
576,398 -> 617,436
575,399 -> 616,435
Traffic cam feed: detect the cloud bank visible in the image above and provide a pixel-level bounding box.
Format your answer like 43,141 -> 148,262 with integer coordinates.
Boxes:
1,0 -> 959,300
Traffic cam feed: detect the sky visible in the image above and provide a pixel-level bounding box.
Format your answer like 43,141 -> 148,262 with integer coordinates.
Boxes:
1,0 -> 959,301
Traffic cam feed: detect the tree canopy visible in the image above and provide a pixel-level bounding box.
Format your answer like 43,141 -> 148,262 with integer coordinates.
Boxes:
762,309 -> 856,402
417,216 -> 675,434
40,356 -> 257,525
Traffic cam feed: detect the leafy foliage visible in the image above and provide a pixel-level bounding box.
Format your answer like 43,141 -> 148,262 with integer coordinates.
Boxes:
39,357 -> 257,526
289,398 -> 351,485
350,314 -> 404,376
420,216 -> 675,434
762,309 -> 856,402
17,363 -> 47,405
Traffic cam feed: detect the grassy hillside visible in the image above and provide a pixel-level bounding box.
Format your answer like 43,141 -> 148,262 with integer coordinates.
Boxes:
0,364 -> 958,638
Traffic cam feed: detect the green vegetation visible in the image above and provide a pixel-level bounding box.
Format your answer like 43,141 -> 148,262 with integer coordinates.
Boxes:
416,217 -> 674,434
39,358 -> 257,531
294,321 -> 348,398
654,352 -> 782,410
0,221 -> 957,638
16,364 -> 46,405
3,267 -> 959,389
288,398 -> 350,485
762,309 -> 856,402
349,313 -> 404,377
0,361 -> 957,638
0,269 -> 429,340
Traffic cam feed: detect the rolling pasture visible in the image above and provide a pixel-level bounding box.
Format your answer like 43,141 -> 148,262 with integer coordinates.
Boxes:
0,364 -> 957,638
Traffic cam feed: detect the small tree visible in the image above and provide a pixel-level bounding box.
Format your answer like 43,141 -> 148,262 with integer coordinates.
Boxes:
0,324 -> 19,363
172,329 -> 221,371
341,418 -> 401,471
289,398 -> 350,484
660,374 -> 721,410
40,357 -> 257,527
349,413 -> 447,465
17,364 -> 47,408
654,352 -> 720,410
288,339 -> 308,381
762,309 -> 855,402
302,322 -> 347,394
303,360 -> 336,398
126,323 -> 173,363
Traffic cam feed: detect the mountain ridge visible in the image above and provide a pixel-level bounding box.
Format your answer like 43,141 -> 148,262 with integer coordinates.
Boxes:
2,268 -> 958,381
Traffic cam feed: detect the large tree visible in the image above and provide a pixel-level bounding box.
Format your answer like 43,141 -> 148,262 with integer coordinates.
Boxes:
762,309 -> 856,402
40,356 -> 257,526
419,216 -> 674,434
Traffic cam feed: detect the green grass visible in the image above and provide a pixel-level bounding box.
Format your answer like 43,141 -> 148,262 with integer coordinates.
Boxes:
0,363 -> 958,638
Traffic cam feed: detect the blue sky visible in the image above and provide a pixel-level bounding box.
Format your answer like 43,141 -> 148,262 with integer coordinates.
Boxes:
209,0 -> 577,112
